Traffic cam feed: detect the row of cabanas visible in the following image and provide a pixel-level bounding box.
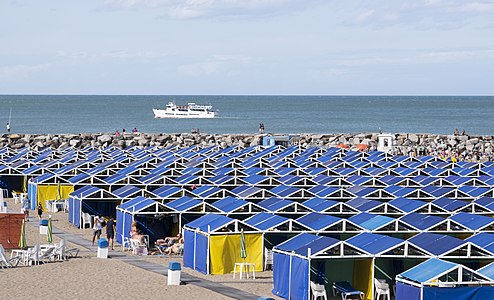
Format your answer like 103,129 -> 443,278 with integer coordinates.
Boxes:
1,145 -> 494,182
272,231 -> 494,300
2,145 -> 493,212
3,146 -> 492,177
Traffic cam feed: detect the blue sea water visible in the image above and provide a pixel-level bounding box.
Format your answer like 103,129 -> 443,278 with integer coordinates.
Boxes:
0,95 -> 492,135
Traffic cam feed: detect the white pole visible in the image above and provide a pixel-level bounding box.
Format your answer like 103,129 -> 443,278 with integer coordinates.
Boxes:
193,229 -> 197,271
308,248 -> 312,300
288,252 -> 292,299
207,225 -> 211,274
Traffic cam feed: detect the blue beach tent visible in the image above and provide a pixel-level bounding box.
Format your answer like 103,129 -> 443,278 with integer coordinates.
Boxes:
182,214 -> 262,275
116,196 -> 174,244
396,258 -> 494,300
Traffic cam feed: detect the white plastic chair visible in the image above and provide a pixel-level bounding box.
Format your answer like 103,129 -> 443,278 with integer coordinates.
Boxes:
130,239 -> 148,255
0,244 -> 21,268
310,281 -> 328,300
39,247 -> 56,263
374,279 -> 391,300
264,248 -> 273,271
12,192 -> 20,204
27,244 -> 41,266
81,213 -> 92,229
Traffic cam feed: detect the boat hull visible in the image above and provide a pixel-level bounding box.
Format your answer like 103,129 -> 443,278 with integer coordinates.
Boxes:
153,108 -> 215,119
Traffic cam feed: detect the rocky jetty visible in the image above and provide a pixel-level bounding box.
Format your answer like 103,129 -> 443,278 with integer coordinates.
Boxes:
1,132 -> 492,161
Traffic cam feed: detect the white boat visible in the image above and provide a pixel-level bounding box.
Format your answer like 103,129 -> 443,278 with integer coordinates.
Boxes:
153,101 -> 216,119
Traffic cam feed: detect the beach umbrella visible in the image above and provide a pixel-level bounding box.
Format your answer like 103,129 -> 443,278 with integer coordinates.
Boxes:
240,229 -> 247,262
19,220 -> 27,249
22,175 -> 27,193
337,143 -> 350,149
47,216 -> 53,244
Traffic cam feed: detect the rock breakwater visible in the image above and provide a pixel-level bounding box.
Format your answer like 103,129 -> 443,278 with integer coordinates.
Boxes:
1,132 -> 493,161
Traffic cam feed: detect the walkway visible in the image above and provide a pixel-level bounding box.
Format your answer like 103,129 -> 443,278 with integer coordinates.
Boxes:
27,220 -> 263,300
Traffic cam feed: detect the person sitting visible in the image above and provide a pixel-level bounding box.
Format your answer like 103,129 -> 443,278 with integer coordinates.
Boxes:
155,233 -> 182,247
164,237 -> 184,255
131,229 -> 145,244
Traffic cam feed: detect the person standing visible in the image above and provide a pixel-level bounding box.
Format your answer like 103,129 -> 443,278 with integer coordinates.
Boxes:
21,197 -> 30,221
37,203 -> 43,220
92,215 -> 104,246
106,217 -> 116,250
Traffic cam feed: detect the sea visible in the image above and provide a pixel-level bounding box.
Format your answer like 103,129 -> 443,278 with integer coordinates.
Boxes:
0,95 -> 492,136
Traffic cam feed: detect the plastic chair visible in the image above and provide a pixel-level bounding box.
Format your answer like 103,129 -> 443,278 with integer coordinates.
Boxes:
310,281 -> 328,300
264,248 -> 273,271
374,279 -> 391,300
81,213 -> 92,229
12,192 -> 20,204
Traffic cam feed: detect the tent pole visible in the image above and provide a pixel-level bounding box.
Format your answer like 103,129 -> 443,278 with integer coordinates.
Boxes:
308,248 -> 311,300
288,252 -> 292,299
207,225 -> 210,275
194,229 -> 197,271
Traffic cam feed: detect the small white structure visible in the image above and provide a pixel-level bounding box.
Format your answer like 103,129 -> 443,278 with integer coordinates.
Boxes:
168,261 -> 181,285
377,133 -> 395,153
97,238 -> 109,259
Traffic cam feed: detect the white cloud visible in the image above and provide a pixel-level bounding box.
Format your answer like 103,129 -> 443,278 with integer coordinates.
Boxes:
0,63 -> 52,80
177,54 -> 253,76
103,0 -> 325,19
346,0 -> 494,29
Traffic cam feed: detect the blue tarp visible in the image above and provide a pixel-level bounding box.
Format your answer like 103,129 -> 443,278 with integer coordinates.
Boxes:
211,196 -> 249,213
346,232 -> 403,254
244,212 -> 289,231
400,213 -> 445,231
423,286 -> 494,300
165,196 -> 202,212
296,212 -> 342,231
185,214 -> 234,232
302,197 -> 339,212
395,282 -> 420,300
408,233 -> 464,256
450,212 -> 494,231
400,258 -> 456,283
348,213 -> 395,231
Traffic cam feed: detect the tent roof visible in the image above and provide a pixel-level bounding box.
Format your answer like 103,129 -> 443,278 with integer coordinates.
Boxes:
152,185 -> 182,198
302,197 -> 340,212
478,262 -> 494,280
399,258 -> 459,283
165,196 -> 202,212
211,196 -> 249,213
399,213 -> 445,230
296,213 -> 342,231
408,233 -> 464,256
275,233 -> 340,257
184,213 -> 237,232
348,213 -> 395,231
244,212 -> 290,231
112,185 -> 142,198
465,233 -> 494,253
450,212 -> 494,230
346,232 -> 404,255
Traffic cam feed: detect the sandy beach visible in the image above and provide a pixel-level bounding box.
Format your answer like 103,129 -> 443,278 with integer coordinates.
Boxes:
1,200 -> 281,300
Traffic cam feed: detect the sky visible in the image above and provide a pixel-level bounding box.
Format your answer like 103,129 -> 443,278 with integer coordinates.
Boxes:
1,0 -> 494,95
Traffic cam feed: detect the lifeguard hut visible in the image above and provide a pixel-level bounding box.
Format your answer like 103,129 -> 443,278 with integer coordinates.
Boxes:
377,133 -> 395,153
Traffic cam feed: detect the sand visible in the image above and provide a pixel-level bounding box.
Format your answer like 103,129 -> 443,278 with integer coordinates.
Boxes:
1,200 -> 282,300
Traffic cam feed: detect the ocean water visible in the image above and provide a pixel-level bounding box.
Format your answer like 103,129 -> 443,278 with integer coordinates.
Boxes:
0,95 -> 492,135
